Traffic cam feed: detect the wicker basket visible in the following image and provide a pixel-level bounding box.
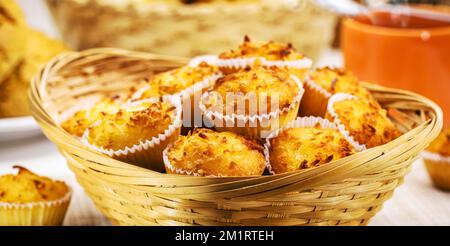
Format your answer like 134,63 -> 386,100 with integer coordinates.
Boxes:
30,48 -> 443,226
45,0 -> 337,60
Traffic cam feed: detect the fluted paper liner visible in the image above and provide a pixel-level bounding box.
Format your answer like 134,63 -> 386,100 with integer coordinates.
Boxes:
326,93 -> 367,152
299,73 -> 333,117
0,189 -> 72,226
199,75 -> 305,139
263,116 -> 365,175
81,95 -> 182,171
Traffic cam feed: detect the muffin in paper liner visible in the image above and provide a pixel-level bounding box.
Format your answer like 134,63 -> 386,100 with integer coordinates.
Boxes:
325,93 -> 370,152
0,188 -> 71,226
326,92 -> 402,150
199,74 -> 305,139
263,116 -> 363,175
162,129 -> 266,177
81,95 -> 182,172
131,68 -> 223,131
189,54 -> 312,76
299,73 -> 333,117
422,151 -> 450,190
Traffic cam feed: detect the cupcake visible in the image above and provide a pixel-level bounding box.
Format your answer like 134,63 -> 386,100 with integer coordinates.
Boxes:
300,67 -> 380,117
0,166 -> 71,226
325,93 -> 400,149
132,62 -> 222,129
200,66 -> 304,139
192,36 -> 312,76
82,96 -> 182,171
163,128 -> 265,177
264,117 -> 357,174
61,96 -> 121,137
423,128 -> 450,190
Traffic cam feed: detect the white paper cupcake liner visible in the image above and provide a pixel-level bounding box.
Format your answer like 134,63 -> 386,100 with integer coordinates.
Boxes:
81,95 -> 182,158
422,151 -> 450,163
304,73 -> 333,98
199,75 -> 305,138
0,189 -> 72,226
188,54 -> 313,70
263,116 -> 364,175
326,93 -> 367,152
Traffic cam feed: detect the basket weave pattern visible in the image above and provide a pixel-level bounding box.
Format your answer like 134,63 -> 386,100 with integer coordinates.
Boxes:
30,49 -> 443,226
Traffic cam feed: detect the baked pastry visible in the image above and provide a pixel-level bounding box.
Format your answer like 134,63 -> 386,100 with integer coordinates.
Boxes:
83,96 -> 182,171
132,62 -> 222,129
423,128 -> 450,190
193,36 -> 312,76
0,0 -> 26,84
0,28 -> 69,117
300,67 -> 379,117
0,166 -> 71,226
264,117 -> 357,174
325,93 -> 400,149
163,128 -> 266,176
200,66 -> 304,139
61,96 -> 121,137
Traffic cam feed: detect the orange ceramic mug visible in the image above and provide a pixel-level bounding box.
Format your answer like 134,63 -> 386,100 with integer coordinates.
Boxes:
342,6 -> 450,126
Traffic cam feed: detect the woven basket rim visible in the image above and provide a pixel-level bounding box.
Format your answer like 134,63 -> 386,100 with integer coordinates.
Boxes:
29,48 -> 444,185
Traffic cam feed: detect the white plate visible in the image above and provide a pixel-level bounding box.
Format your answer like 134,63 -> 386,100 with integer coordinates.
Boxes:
0,116 -> 42,142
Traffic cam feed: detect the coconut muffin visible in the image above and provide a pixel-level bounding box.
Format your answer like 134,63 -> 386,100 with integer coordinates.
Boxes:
300,67 -> 379,117
325,93 -> 400,149
133,62 -> 221,130
216,36 -> 312,76
219,36 -> 306,62
266,117 -> 356,174
61,97 -> 121,137
0,166 -> 69,203
200,66 -> 304,138
423,128 -> 450,190
83,97 -> 182,171
164,128 -> 266,176
0,166 -> 71,226
134,62 -> 220,99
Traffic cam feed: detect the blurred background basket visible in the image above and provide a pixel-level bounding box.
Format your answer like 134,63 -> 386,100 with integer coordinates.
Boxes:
30,49 -> 443,226
45,0 -> 337,60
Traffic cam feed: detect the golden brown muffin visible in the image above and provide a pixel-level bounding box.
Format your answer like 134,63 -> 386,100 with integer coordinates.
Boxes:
61,97 -> 121,137
165,128 -> 266,176
267,119 -> 356,174
308,67 -> 377,104
0,0 -> 26,84
300,67 -> 380,117
219,36 -> 305,61
325,94 -> 400,149
217,36 -> 311,77
423,128 -> 450,190
0,166 -> 69,203
135,62 -> 219,99
427,128 -> 450,157
86,100 -> 176,151
204,66 -> 301,115
0,28 -> 69,117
